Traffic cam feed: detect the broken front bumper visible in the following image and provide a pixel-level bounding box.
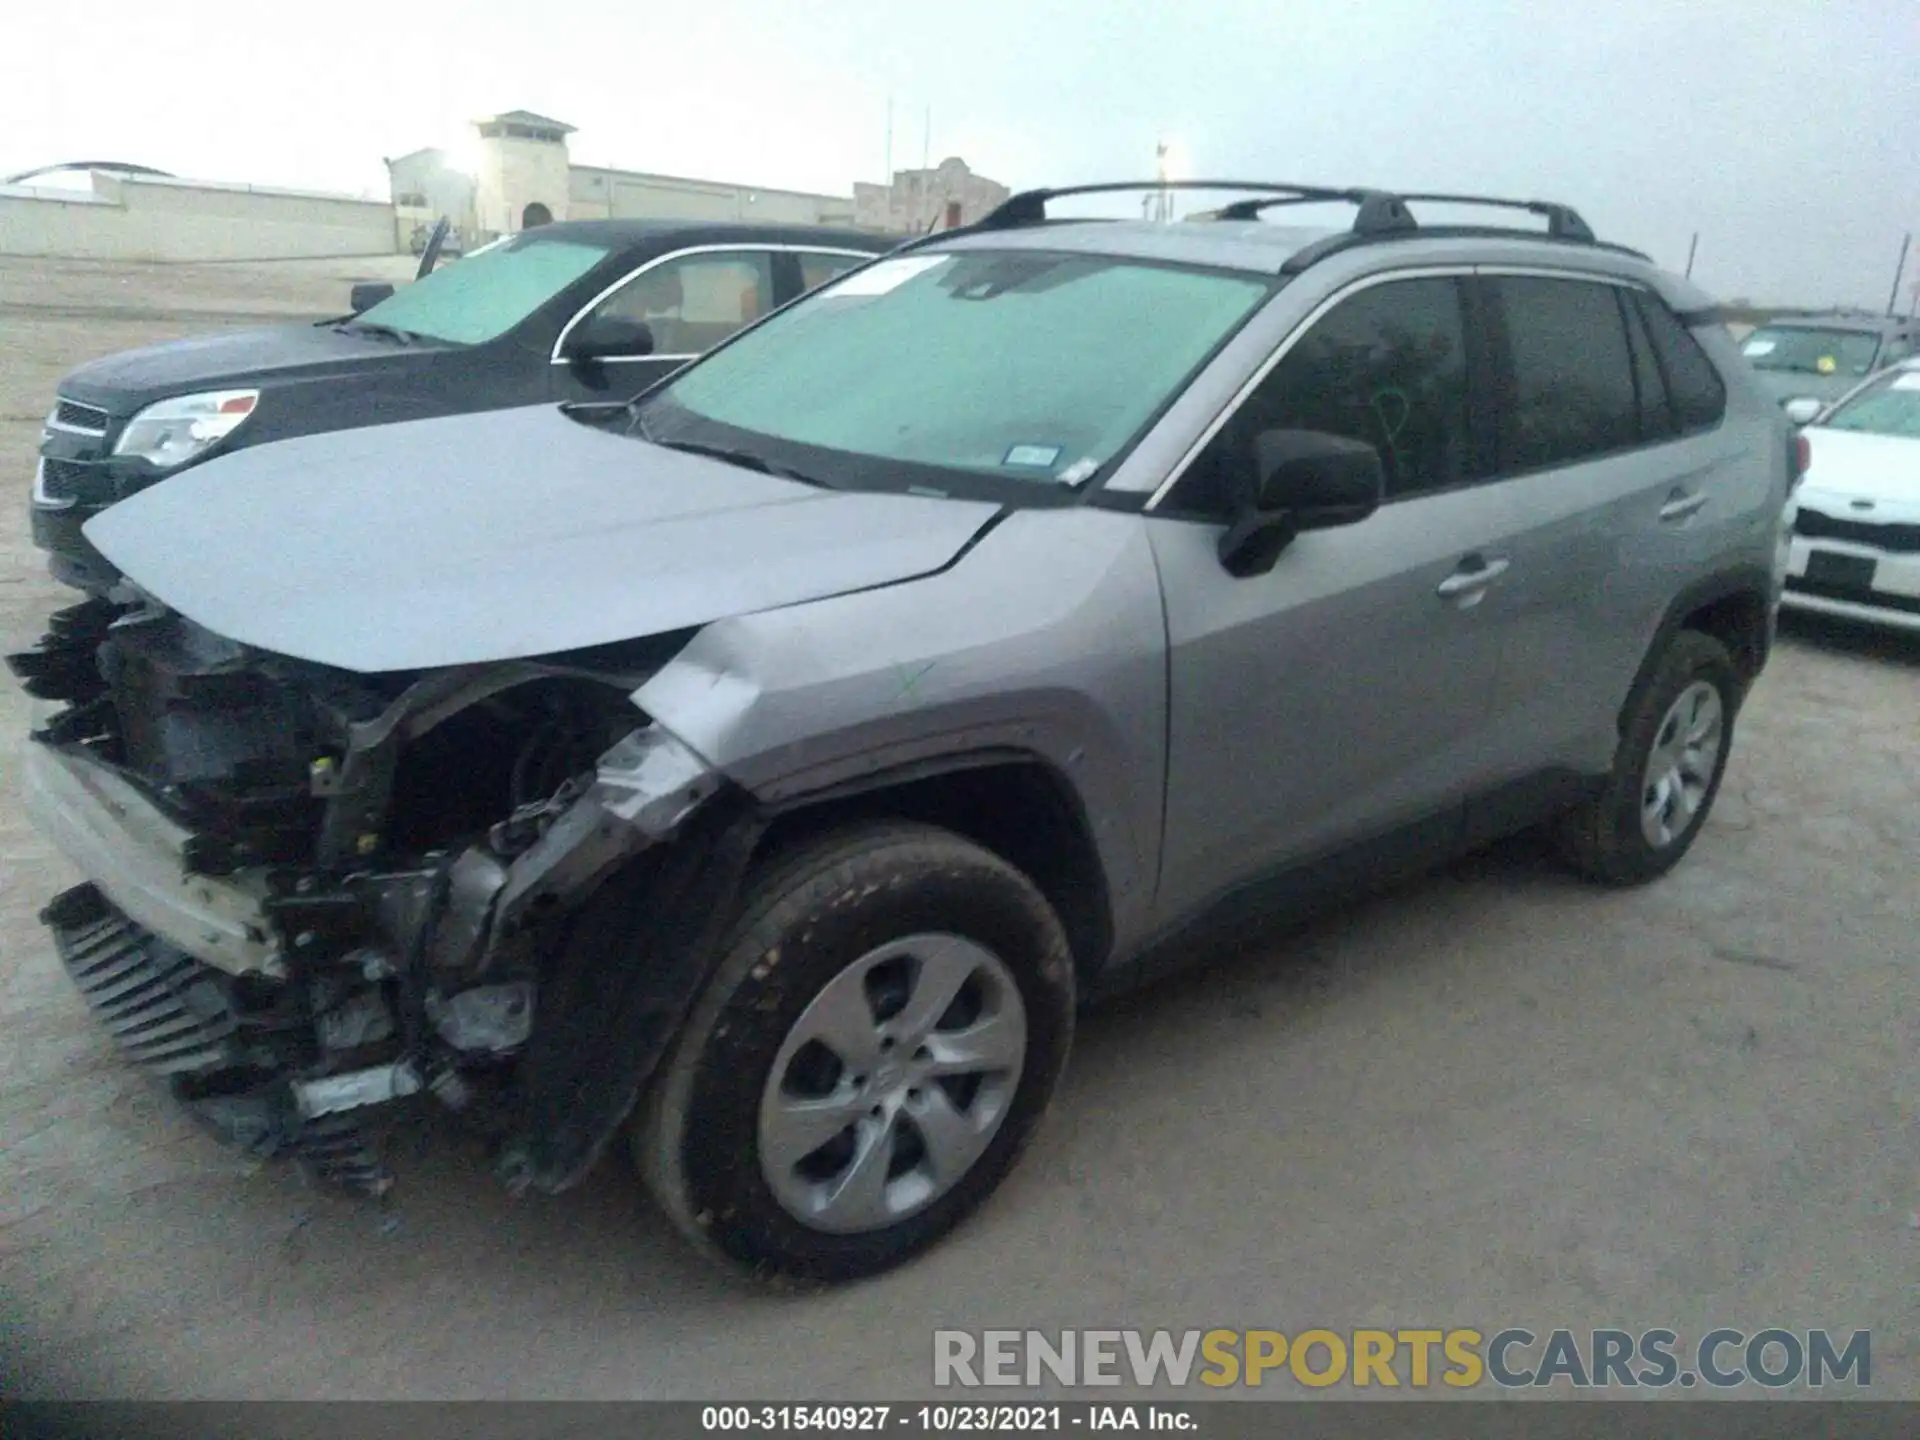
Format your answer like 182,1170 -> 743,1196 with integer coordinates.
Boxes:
22,738 -> 282,977
21,711 -> 763,1199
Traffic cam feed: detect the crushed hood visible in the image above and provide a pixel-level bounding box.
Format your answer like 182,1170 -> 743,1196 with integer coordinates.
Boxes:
84,404 -> 1001,673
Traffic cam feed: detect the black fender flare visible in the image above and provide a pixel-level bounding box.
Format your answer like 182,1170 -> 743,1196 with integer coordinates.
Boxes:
1618,562 -> 1775,732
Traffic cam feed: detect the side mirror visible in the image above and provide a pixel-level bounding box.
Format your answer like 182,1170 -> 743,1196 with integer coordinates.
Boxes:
564,314 -> 656,363
349,282 -> 395,313
1218,429 -> 1384,577
1783,397 -> 1822,426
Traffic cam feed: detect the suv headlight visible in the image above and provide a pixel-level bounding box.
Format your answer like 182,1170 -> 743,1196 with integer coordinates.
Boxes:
111,389 -> 259,469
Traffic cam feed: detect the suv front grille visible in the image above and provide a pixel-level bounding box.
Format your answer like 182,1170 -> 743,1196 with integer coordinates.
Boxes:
1794,508 -> 1920,553
52,398 -> 111,435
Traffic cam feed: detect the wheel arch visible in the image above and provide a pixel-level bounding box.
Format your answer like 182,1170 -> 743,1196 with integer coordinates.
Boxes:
1619,563 -> 1774,731
751,749 -> 1116,987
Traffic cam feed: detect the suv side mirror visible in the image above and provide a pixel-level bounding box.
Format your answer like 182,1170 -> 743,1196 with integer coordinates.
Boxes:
1783,397 -> 1822,426
349,282 -> 395,313
1218,429 -> 1385,577
564,314 -> 656,363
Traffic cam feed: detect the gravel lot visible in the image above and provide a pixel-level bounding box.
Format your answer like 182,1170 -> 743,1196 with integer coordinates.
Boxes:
0,256 -> 1914,1401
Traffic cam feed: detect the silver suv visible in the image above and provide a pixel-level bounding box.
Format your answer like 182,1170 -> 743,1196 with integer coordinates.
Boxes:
10,181 -> 1797,1285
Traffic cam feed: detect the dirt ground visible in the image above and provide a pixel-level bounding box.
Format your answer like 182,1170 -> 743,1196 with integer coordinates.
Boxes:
0,256 -> 1914,1402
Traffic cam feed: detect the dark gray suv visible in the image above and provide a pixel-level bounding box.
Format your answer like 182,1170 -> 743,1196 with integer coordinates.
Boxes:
1741,310 -> 1919,417
10,181 -> 1797,1285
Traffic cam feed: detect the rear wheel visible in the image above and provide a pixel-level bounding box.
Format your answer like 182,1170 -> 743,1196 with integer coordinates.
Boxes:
635,821 -> 1075,1286
1553,629 -> 1739,885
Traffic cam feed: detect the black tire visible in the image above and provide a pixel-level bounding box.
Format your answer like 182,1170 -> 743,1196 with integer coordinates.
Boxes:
634,821 -> 1076,1287
1552,629 -> 1740,886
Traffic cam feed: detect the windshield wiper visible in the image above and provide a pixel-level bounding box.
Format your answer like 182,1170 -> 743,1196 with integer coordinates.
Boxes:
333,319 -> 421,345
646,435 -> 834,489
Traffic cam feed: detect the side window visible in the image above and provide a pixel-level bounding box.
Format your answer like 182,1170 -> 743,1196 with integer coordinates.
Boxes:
589,251 -> 776,356
1618,289 -> 1676,442
796,251 -> 869,294
1169,276 -> 1476,517
1492,276 -> 1639,470
1633,293 -> 1727,433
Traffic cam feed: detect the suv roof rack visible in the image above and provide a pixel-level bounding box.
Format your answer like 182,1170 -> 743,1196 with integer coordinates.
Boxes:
942,179 -> 1651,269
973,181 -> 1417,233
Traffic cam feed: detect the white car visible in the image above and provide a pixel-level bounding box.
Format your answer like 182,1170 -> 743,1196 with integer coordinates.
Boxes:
1781,357 -> 1920,633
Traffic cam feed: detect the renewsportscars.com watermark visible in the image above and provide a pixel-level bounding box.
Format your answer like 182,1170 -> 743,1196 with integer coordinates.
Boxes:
933,1328 -> 1872,1391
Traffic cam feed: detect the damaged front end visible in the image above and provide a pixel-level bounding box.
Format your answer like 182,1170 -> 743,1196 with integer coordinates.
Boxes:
9,594 -> 759,1198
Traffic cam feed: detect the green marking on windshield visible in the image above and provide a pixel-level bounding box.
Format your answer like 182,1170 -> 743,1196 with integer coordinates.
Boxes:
892,661 -> 938,702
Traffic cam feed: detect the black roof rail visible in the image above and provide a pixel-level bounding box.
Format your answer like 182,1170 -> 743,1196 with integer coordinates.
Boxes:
976,179 -> 1607,247
883,180 -> 1641,275
1279,224 -> 1650,275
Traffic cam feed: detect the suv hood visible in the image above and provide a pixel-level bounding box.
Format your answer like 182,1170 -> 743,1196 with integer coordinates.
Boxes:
84,404 -> 1001,674
58,322 -> 443,411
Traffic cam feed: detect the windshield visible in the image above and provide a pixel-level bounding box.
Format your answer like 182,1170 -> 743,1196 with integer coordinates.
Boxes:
1822,368 -> 1920,439
635,249 -> 1274,494
1741,326 -> 1882,378
352,232 -> 612,345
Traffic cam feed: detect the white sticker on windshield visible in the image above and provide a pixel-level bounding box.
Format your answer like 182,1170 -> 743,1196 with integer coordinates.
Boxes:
826,255 -> 949,296
1743,339 -> 1776,355
1057,457 -> 1101,485
1004,444 -> 1062,468
1893,372 -> 1920,391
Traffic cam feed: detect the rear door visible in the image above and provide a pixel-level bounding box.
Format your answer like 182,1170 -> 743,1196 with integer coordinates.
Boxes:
1465,269 -> 1733,797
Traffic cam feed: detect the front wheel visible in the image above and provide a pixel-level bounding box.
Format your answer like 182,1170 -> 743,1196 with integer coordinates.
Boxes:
1552,629 -> 1740,886
635,821 -> 1076,1286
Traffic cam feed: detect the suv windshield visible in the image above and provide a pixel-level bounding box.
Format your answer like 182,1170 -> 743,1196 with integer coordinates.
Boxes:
351,232 -> 613,345
1822,368 -> 1920,439
1741,325 -> 1882,378
635,249 -> 1274,494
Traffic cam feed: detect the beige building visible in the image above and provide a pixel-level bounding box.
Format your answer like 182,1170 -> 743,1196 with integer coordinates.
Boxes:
853,158 -> 1011,234
387,110 -> 1005,245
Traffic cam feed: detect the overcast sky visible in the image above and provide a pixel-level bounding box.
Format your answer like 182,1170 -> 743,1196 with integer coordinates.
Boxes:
3,0 -> 1913,306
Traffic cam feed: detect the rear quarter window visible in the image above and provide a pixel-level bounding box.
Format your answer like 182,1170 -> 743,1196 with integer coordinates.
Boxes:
1634,293 -> 1727,433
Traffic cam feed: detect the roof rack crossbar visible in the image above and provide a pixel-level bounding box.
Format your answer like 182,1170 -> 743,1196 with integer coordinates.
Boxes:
1210,189 -> 1417,236
976,181 -> 1372,231
1388,192 -> 1596,241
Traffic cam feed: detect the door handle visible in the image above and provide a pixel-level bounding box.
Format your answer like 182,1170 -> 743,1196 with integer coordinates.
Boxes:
1436,555 -> 1510,599
1659,489 -> 1709,522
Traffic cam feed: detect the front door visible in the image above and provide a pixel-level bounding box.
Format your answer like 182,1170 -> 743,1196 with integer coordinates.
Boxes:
552,248 -> 778,403
1148,272 -> 1515,926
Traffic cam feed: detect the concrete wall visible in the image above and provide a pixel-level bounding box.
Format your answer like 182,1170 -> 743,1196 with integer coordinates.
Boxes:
569,167 -> 855,227
0,173 -> 397,261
